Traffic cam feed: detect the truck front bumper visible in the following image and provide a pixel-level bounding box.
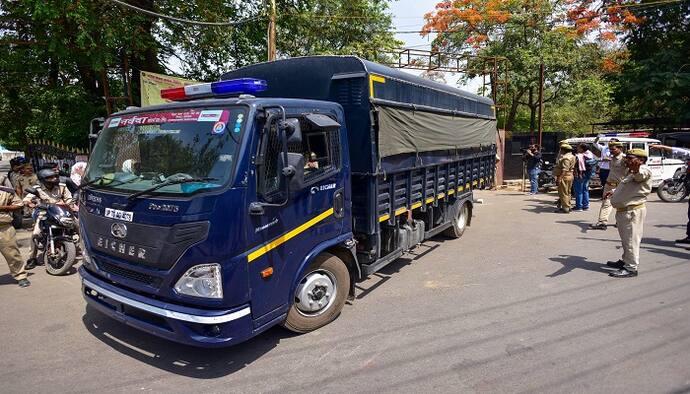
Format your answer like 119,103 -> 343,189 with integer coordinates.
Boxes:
79,267 -> 253,347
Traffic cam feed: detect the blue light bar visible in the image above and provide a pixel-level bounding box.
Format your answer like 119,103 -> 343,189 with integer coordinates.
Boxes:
211,78 -> 268,95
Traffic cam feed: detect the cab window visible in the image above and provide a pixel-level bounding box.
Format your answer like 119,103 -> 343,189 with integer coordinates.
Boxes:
258,116 -> 341,200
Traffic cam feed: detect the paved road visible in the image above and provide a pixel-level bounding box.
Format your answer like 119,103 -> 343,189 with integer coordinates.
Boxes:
1,187 -> 689,393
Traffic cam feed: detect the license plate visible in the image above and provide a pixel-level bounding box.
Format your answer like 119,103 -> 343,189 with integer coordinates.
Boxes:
105,208 -> 133,222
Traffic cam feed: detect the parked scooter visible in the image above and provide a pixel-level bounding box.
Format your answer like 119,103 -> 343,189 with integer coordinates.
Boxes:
656,165 -> 689,202
24,187 -> 79,275
538,161 -> 556,191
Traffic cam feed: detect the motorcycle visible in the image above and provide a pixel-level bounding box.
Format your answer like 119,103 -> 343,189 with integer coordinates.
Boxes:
656,165 -> 689,203
538,161 -> 556,191
25,188 -> 79,275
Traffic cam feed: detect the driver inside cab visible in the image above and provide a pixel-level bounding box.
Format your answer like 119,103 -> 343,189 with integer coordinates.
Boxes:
304,152 -> 319,172
23,168 -> 76,269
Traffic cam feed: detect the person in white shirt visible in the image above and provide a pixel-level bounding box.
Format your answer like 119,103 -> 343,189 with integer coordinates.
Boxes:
590,136 -> 619,186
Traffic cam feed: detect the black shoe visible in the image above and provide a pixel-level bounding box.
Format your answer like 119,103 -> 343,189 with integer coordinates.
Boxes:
675,237 -> 690,245
609,269 -> 638,278
555,208 -> 570,213
606,260 -> 625,269
25,258 -> 37,270
589,222 -> 607,230
18,279 -> 30,288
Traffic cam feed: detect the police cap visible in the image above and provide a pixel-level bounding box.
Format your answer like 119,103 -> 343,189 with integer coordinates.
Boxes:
559,143 -> 573,151
626,148 -> 648,158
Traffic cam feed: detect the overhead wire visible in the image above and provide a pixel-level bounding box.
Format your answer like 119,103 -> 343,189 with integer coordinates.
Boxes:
108,0 -> 262,26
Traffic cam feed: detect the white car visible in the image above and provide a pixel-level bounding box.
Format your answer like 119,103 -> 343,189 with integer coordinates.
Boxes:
564,136 -> 686,188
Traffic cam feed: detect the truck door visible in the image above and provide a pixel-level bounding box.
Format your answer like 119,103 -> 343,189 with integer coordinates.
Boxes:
246,112 -> 345,321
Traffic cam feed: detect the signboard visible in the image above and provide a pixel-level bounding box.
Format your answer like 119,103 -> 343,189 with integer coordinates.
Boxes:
140,71 -> 199,107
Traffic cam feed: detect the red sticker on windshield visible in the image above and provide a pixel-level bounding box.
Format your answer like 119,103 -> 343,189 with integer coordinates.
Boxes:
112,110 -> 229,126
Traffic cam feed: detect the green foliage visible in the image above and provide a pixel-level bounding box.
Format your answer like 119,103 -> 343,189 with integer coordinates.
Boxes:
425,0 -> 616,134
611,1 -> 690,123
0,0 -> 400,149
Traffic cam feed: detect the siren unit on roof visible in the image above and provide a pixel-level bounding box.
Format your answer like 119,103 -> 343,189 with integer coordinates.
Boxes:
160,78 -> 268,101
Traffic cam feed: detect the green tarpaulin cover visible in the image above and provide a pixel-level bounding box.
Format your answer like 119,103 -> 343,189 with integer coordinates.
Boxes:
376,106 -> 497,158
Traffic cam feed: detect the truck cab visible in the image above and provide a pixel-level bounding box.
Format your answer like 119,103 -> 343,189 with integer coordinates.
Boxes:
80,93 -> 355,347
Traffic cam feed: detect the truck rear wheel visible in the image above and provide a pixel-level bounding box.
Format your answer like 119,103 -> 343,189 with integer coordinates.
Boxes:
283,253 -> 350,333
444,201 -> 469,239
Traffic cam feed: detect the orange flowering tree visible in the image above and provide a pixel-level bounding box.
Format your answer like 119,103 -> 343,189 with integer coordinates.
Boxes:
421,0 -> 643,133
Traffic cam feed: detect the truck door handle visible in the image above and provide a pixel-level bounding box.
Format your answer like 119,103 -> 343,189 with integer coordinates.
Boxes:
249,202 -> 265,216
334,189 -> 344,218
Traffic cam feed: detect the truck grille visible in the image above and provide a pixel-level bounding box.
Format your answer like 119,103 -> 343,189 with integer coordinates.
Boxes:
97,260 -> 161,288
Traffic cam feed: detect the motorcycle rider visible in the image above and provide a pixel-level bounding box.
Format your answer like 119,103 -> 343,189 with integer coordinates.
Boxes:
23,168 -> 75,269
650,145 -> 690,246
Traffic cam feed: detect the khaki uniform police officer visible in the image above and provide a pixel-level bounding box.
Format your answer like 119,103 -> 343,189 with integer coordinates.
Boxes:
23,169 -> 74,269
554,143 -> 576,213
590,141 -> 626,230
0,187 -> 29,287
606,149 -> 652,278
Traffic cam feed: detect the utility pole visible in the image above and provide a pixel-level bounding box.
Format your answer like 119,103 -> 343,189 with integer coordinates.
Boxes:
537,62 -> 544,147
267,0 -> 277,61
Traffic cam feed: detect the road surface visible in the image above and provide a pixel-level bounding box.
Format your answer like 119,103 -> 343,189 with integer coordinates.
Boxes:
1,186 -> 689,393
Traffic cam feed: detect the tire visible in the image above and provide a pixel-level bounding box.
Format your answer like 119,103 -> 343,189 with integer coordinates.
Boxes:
43,240 -> 77,276
444,201 -> 469,239
283,253 -> 350,333
657,180 -> 687,203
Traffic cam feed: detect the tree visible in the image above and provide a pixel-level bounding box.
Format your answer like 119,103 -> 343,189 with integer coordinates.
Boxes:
0,0 -> 400,148
421,0 -> 633,134
609,1 -> 690,123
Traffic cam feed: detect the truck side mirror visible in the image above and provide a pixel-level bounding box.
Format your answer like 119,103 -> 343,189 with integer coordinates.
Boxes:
279,153 -> 305,192
283,118 -> 302,144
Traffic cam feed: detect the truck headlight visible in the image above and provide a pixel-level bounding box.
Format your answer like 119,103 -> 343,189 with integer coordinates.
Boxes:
174,264 -> 223,299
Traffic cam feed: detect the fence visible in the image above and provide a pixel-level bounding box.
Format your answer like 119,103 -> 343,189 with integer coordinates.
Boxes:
27,140 -> 89,174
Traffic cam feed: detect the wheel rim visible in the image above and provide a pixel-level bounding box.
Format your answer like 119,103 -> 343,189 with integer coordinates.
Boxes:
660,184 -> 684,201
46,242 -> 67,270
295,270 -> 337,317
457,204 -> 468,231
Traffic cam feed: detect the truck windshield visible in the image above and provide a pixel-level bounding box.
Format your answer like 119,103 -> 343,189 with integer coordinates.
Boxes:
85,107 -> 247,195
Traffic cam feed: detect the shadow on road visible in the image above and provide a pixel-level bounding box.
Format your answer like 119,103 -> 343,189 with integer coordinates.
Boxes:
81,305 -> 295,379
547,255 -> 610,277
555,220 -> 593,234
578,236 -> 690,261
355,241 -> 442,300
0,272 -> 34,285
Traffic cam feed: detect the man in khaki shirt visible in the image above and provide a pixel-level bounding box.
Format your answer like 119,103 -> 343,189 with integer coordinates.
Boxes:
590,141 -> 626,230
23,169 -> 74,269
15,164 -> 38,199
0,187 -> 29,287
553,143 -> 576,213
606,149 -> 652,278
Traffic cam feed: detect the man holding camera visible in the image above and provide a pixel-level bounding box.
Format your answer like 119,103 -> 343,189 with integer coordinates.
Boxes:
523,144 -> 542,195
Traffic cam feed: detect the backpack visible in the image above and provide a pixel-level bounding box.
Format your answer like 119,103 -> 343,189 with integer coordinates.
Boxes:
584,157 -> 598,172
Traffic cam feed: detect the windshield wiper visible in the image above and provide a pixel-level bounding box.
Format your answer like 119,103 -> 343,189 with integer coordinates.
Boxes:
79,175 -> 140,190
126,177 -> 219,202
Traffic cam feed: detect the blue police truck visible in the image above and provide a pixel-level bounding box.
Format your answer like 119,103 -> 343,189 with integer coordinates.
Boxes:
79,56 -> 497,347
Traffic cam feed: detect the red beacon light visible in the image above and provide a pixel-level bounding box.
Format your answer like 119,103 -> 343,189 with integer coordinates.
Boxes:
160,78 -> 268,101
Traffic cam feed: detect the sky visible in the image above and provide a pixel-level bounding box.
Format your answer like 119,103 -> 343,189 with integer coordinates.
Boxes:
167,0 -> 483,94
388,0 -> 484,94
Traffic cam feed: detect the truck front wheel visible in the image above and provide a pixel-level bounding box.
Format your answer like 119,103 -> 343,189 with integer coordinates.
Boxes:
283,253 -> 350,333
444,201 -> 470,239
